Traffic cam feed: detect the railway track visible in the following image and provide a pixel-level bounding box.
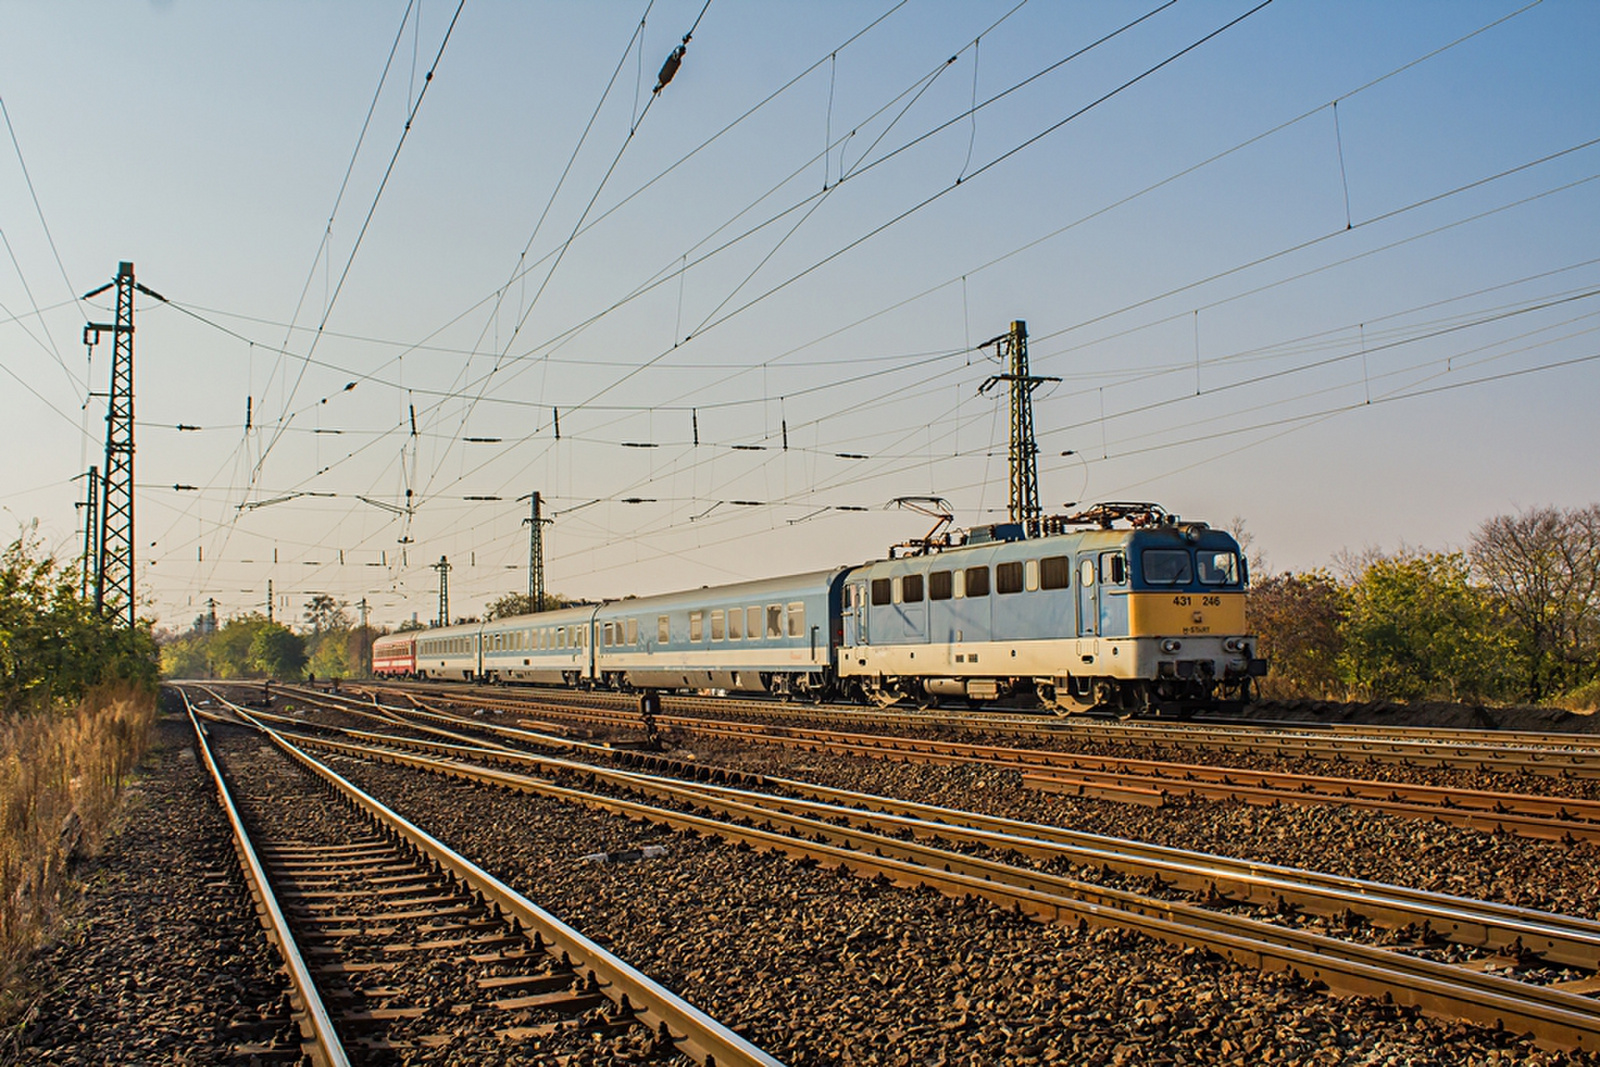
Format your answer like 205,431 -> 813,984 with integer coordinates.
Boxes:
366,680 -> 1600,777
206,684 -> 1600,1053
179,687 -> 783,1066
340,684 -> 1600,843
376,678 -> 1600,760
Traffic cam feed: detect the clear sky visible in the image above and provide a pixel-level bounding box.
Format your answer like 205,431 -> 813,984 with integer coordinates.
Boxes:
3,0 -> 1597,633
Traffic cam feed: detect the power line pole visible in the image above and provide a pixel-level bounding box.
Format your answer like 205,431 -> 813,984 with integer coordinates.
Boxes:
83,262 -> 162,627
432,556 -> 451,627
76,465 -> 99,600
978,319 -> 1059,530
358,597 -> 370,676
522,491 -> 551,612
266,578 -> 274,623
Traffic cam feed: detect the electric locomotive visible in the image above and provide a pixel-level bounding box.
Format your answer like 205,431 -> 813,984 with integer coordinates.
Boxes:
838,502 -> 1265,713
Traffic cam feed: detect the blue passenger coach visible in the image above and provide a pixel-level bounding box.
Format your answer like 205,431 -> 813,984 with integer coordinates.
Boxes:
593,569 -> 847,696
478,603 -> 598,686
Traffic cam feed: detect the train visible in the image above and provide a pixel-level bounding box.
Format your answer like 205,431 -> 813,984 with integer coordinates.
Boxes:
369,502 -> 1267,714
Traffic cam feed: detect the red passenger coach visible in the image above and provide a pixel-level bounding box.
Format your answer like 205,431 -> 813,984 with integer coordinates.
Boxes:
371,632 -> 417,678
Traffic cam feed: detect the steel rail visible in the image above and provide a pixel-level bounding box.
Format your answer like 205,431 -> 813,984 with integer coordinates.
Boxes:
233,715 -> 1600,1052
187,691 -> 785,1067
175,689 -> 350,1067
1020,769 -> 1600,844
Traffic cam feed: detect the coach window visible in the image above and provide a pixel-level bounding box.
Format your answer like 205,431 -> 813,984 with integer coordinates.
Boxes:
711,610 -> 725,641
903,573 -> 924,603
965,565 -> 990,597
871,578 -> 892,606
745,605 -> 761,640
627,618 -> 639,645
763,605 -> 781,639
996,560 -> 1024,595
689,611 -> 704,642
787,602 -> 805,637
1025,559 -> 1040,592
1141,550 -> 1190,585
602,623 -> 612,647
658,615 -> 670,643
727,606 -> 743,640
930,570 -> 952,601
1041,555 -> 1070,590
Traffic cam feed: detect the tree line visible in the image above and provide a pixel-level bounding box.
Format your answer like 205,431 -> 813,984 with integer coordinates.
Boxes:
1249,504 -> 1600,708
160,594 -> 378,682
157,590 -> 582,682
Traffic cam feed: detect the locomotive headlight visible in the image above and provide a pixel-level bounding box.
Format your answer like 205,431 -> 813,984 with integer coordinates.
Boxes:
1161,639 -> 1181,654
1222,637 -> 1248,653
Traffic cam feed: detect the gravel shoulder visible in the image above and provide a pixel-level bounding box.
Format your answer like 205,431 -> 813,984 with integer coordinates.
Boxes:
1,707 -> 295,1066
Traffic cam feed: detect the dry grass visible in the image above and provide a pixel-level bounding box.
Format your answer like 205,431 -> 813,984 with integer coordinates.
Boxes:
0,683 -> 156,1017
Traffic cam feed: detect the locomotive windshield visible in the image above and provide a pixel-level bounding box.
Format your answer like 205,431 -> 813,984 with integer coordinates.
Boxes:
1197,550 -> 1241,585
1140,547 -> 1243,587
1141,549 -> 1193,585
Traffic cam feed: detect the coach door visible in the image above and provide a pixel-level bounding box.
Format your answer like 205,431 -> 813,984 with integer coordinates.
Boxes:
845,581 -> 868,646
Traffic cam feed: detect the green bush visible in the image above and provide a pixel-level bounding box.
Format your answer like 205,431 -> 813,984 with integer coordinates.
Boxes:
0,534 -> 157,716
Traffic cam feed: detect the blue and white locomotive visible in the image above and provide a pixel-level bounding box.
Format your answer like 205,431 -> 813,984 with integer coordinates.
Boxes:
380,502 -> 1265,713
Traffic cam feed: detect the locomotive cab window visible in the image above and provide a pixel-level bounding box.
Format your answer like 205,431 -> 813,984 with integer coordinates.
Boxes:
903,573 -> 924,603
929,570 -> 952,601
871,578 -> 892,606
1198,550 -> 1241,585
1141,550 -> 1192,585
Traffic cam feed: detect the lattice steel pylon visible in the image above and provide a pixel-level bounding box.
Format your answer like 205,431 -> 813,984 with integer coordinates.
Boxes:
978,320 -> 1059,529
83,262 -> 158,627
432,556 -> 451,627
523,491 -> 551,612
